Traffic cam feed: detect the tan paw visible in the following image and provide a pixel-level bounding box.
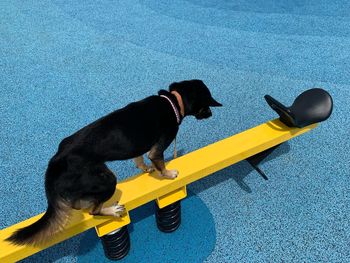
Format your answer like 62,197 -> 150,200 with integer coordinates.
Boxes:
102,204 -> 126,217
161,169 -> 179,179
112,204 -> 126,217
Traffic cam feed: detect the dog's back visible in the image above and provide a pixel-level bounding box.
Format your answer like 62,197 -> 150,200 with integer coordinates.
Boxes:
54,95 -> 176,163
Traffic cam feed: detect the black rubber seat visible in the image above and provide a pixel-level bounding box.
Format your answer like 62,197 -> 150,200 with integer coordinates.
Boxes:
264,88 -> 333,128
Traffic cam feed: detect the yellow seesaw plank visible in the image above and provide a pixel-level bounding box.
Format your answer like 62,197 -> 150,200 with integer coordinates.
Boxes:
0,119 -> 317,262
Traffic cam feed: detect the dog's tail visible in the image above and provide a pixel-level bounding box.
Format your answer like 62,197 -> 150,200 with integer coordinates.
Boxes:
5,200 -> 71,246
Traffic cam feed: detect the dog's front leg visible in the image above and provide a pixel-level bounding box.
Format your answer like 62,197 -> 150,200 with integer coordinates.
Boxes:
133,156 -> 154,173
148,146 -> 178,179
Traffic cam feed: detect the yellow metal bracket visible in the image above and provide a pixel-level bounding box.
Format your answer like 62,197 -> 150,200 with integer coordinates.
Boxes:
156,186 -> 187,209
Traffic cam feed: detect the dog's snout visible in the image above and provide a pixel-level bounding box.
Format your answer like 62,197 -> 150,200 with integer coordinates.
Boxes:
203,108 -> 212,118
195,108 -> 212,119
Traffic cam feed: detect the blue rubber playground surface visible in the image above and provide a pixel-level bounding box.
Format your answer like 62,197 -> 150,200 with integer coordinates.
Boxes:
1,0 -> 350,262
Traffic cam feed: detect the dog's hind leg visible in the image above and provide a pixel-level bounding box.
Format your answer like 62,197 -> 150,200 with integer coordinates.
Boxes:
133,156 -> 154,173
90,203 -> 103,215
72,199 -> 95,210
69,164 -> 126,218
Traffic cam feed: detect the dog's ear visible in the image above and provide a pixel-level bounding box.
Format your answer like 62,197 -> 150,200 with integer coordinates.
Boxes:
169,82 -> 180,92
169,79 -> 222,116
169,81 -> 195,115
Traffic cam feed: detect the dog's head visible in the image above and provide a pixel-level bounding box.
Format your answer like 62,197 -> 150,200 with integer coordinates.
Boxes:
169,79 -> 222,119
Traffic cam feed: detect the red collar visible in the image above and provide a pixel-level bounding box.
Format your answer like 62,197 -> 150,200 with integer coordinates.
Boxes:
171,91 -> 185,117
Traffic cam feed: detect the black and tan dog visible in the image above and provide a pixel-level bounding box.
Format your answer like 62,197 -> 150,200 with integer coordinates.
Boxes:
6,79 -> 222,246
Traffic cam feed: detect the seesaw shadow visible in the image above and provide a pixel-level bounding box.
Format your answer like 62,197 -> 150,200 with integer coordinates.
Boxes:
190,142 -> 291,195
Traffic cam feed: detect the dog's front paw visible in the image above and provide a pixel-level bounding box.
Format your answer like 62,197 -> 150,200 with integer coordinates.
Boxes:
161,169 -> 179,179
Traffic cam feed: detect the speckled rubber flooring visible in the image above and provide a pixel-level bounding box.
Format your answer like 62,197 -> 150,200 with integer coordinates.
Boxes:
1,0 -> 349,262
